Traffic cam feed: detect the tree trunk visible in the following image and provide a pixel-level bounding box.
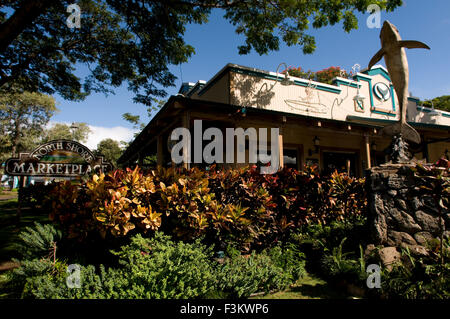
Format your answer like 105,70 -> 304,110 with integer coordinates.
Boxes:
0,0 -> 55,53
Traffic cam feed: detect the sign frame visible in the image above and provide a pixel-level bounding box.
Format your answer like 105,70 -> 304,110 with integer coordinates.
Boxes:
5,139 -> 113,178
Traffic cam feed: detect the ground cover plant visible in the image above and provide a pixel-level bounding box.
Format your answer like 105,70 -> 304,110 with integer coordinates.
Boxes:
1,225 -> 306,299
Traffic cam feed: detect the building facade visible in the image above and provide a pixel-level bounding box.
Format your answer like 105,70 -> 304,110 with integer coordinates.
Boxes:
118,64 -> 450,177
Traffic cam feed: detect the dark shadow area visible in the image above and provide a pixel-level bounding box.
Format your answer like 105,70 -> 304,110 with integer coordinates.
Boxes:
231,73 -> 275,109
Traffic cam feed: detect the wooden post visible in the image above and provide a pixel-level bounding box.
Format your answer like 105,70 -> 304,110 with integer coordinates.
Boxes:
365,135 -> 372,169
157,134 -> 164,167
138,152 -> 144,167
279,126 -> 284,169
182,111 -> 190,169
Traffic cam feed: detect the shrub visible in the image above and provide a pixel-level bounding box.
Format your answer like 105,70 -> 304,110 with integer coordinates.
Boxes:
380,241 -> 450,299
6,224 -> 307,299
216,252 -> 290,298
319,238 -> 366,283
267,243 -> 306,283
110,232 -> 216,298
3,258 -> 58,298
292,215 -> 368,281
6,259 -> 127,299
46,168 -> 162,241
5,232 -> 217,299
16,222 -> 62,260
44,165 -> 367,252
215,243 -> 305,298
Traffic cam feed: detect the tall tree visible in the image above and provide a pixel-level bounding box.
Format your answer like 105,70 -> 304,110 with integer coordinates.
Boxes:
0,1 -> 402,106
43,122 -> 91,143
0,90 -> 56,161
94,138 -> 122,166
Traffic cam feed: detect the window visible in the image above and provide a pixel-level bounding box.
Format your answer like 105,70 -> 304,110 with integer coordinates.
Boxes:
322,151 -> 357,176
283,148 -> 299,170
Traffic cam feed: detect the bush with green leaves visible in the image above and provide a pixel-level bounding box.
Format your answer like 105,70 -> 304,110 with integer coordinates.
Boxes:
44,165 -> 367,253
16,222 -> 62,260
292,216 -> 368,272
5,222 -> 308,299
5,259 -> 128,299
216,244 -> 306,298
109,232 -> 216,298
267,243 -> 306,283
3,258 -> 60,298
380,242 -> 450,299
319,238 -> 367,284
5,232 -> 218,299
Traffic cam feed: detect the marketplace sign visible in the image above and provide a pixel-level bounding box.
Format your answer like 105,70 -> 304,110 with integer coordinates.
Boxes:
5,140 -> 113,177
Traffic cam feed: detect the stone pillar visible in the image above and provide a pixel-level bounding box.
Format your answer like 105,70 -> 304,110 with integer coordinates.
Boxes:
366,164 -> 447,256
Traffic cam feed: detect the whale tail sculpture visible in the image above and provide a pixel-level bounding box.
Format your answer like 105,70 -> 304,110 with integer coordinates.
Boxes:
379,121 -> 420,144
368,21 -> 430,156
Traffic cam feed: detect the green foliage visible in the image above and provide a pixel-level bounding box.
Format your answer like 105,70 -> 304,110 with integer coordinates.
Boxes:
0,90 -> 57,161
292,215 -> 369,281
3,234 -> 307,299
0,1 -> 402,105
319,238 -> 366,283
4,258 -> 60,298
381,241 -> 450,299
44,166 -> 367,252
42,122 -> 91,143
122,99 -> 165,135
110,232 -> 216,298
295,215 -> 368,252
216,251 -> 290,298
5,232 -> 218,299
284,66 -> 352,84
4,257 -> 123,299
17,222 -> 62,260
267,243 -> 306,284
422,95 -> 450,112
94,138 -> 122,167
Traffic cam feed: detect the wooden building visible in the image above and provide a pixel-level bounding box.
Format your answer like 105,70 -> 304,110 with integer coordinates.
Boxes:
118,64 -> 450,176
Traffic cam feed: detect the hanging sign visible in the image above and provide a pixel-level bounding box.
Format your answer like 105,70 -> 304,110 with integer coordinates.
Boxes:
5,139 -> 113,177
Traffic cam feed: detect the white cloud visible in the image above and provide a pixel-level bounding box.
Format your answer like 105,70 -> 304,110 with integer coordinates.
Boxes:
85,125 -> 138,150
47,121 -> 138,150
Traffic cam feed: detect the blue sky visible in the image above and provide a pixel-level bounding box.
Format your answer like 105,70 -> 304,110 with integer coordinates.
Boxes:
50,0 -> 450,148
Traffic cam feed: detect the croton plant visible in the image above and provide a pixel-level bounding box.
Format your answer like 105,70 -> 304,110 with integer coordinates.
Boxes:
43,165 -> 367,251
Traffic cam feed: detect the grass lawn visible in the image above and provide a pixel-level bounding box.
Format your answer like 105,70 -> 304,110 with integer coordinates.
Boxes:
251,274 -> 353,299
